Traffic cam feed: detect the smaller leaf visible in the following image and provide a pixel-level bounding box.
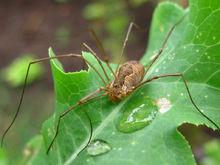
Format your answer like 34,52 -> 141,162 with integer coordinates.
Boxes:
201,139 -> 220,165
83,3 -> 106,20
0,148 -> 9,165
1,54 -> 44,87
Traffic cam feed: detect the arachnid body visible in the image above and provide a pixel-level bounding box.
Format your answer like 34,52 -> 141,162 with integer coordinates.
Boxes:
107,61 -> 145,101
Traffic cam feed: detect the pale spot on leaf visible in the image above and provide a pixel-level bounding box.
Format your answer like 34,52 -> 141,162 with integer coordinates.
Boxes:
156,98 -> 172,114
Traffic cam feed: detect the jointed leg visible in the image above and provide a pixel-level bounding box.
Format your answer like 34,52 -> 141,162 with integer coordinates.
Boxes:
82,57 -> 107,85
85,22 -> 146,77
82,43 -> 111,81
144,14 -> 187,76
86,29 -> 115,76
80,28 -> 108,62
78,28 -> 116,78
1,54 -> 107,148
116,22 -> 147,73
137,73 -> 220,130
47,87 -> 105,154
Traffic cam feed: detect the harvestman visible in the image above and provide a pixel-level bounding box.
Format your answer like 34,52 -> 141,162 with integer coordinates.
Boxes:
1,14 -> 219,156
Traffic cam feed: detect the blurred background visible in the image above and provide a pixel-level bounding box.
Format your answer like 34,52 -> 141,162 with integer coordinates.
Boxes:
0,0 -> 219,164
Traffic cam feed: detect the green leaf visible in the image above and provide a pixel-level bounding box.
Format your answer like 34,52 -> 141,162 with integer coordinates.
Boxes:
0,148 -> 9,165
201,139 -> 220,165
83,3 -> 107,20
27,0 -> 220,164
1,54 -> 44,87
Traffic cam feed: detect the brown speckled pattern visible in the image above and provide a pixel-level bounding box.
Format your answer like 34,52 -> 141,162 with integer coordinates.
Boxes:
107,61 -> 145,101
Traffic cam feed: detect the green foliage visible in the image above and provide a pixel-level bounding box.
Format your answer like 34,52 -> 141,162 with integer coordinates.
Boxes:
0,149 -> 8,165
83,3 -> 106,20
22,135 -> 46,165
25,0 -> 220,164
201,140 -> 220,165
2,54 -> 44,87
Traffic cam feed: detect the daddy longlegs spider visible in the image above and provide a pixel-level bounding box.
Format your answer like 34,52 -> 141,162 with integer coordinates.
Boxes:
1,14 -> 219,157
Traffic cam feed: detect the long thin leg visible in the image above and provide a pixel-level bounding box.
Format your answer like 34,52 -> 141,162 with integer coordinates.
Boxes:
116,22 -> 146,74
74,28 -> 108,62
136,73 -> 220,130
1,54 -> 107,147
74,28 -> 116,78
47,87 -> 105,154
82,42 -> 111,81
144,14 -> 187,76
79,110 -> 92,156
83,57 -> 107,85
86,28 -> 116,77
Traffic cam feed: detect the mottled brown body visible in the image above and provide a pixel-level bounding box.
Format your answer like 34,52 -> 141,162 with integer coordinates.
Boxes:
107,60 -> 145,101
